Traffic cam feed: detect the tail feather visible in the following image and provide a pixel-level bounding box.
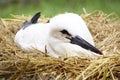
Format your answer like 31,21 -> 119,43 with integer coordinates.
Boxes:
31,12 -> 41,24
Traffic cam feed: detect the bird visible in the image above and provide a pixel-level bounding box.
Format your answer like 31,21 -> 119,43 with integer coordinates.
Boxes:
14,12 -> 102,59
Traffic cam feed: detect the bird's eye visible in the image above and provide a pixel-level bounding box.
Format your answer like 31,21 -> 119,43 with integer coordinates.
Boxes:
60,29 -> 71,36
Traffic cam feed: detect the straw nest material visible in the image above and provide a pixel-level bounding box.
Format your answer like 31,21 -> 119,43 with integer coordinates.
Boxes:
0,11 -> 120,80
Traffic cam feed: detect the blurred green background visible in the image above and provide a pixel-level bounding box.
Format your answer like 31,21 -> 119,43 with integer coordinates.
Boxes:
0,0 -> 120,18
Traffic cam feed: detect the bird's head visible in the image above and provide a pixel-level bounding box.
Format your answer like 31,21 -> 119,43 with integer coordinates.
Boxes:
48,13 -> 103,55
49,26 -> 102,55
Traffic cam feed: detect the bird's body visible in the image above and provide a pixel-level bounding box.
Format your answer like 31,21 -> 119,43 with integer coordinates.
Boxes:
14,12 -> 102,59
15,23 -> 49,51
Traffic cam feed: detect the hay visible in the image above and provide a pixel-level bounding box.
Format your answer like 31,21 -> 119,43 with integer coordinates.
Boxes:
0,11 -> 120,80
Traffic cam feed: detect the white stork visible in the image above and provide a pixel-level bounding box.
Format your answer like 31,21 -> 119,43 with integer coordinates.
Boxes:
14,12 -> 102,58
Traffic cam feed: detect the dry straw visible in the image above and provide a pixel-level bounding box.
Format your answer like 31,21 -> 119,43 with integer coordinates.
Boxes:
0,11 -> 120,80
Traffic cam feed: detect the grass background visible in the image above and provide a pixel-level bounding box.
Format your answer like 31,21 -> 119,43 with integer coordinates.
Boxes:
0,0 -> 120,18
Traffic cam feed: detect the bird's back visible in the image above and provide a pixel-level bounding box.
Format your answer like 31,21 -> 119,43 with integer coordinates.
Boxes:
14,23 -> 50,52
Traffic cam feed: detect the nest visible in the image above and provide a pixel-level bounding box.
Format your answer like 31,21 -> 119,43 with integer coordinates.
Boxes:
0,11 -> 120,80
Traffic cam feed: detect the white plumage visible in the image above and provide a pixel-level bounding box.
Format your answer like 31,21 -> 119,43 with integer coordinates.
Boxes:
14,12 -> 102,59
49,13 -> 95,45
15,23 -> 49,51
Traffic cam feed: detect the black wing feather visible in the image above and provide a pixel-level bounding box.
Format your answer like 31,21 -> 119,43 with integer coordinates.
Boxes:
31,12 -> 41,24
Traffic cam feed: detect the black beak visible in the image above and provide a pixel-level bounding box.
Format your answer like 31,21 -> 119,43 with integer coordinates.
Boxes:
70,35 -> 102,55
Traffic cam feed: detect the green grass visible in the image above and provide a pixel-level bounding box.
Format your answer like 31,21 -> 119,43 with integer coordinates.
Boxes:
0,0 -> 120,18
